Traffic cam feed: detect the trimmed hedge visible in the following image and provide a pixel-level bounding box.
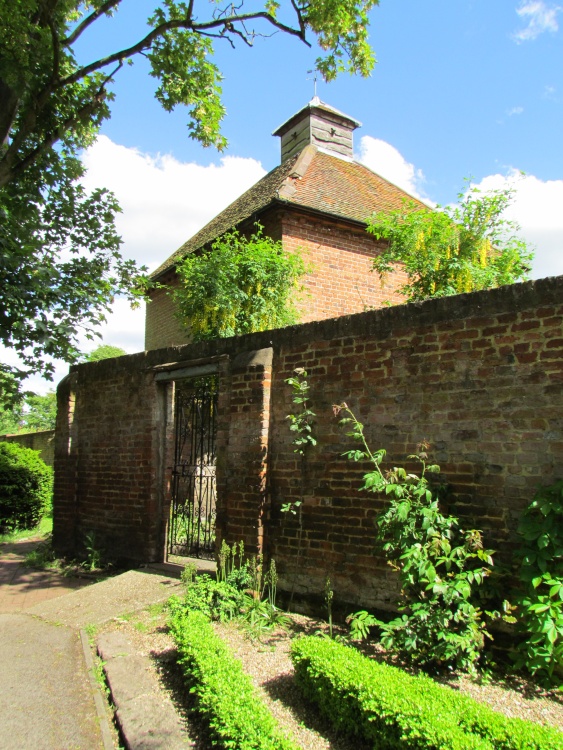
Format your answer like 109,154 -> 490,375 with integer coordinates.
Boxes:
168,604 -> 298,750
0,441 -> 53,530
291,636 -> 563,750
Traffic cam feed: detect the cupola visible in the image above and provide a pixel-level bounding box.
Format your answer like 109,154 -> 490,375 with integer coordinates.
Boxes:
273,97 -> 361,163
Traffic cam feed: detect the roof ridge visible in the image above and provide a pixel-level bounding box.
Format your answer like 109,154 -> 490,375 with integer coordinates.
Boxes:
277,144 -> 317,200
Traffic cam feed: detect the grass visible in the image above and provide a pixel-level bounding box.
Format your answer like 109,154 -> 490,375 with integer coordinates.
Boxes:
0,513 -> 53,544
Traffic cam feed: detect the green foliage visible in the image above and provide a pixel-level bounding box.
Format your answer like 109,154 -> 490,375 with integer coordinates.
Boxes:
0,152 -> 147,406
0,441 -> 53,530
336,403 -> 495,672
513,480 -> 563,686
367,183 -> 534,302
168,607 -> 299,749
0,1 -> 376,184
179,544 -> 289,636
285,368 -> 317,456
84,344 -> 127,362
241,558 -> 291,639
291,636 -> 563,750
82,530 -> 105,571
0,390 -> 57,434
1,0 -> 378,402
183,574 -> 246,622
173,228 -> 306,341
179,542 -> 250,621
281,367 -> 316,516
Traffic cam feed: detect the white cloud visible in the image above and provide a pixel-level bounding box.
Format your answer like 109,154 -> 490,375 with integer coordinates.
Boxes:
358,136 -> 563,282
466,171 -> 563,279
358,136 -> 431,203
81,136 -> 266,273
507,106 -> 524,116
513,2 -> 561,42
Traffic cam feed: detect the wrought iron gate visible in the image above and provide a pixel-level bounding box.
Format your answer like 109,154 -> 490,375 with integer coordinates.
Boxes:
168,375 -> 218,560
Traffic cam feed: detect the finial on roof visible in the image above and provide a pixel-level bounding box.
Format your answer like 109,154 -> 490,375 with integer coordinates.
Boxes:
273,99 -> 361,163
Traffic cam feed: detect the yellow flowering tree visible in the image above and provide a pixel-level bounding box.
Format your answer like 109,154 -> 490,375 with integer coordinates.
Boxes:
367,183 -> 534,302
173,227 -> 306,341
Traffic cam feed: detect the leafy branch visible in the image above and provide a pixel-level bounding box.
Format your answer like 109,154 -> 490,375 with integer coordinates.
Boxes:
336,402 -> 497,672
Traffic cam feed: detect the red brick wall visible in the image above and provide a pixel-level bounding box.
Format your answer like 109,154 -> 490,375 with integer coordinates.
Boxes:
55,277 -> 563,613
54,358 -> 164,561
216,348 -> 273,557
281,210 -> 408,323
145,274 -> 191,351
266,282 -> 563,610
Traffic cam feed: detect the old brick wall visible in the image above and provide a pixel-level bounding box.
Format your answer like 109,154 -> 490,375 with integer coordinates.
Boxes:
55,276 -> 563,613
281,210 -> 408,323
53,355 -> 166,561
265,276 -> 563,611
144,273 -> 192,351
0,430 -> 55,467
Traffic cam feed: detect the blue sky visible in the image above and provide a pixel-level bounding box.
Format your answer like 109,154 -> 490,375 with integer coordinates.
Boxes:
8,0 -> 563,392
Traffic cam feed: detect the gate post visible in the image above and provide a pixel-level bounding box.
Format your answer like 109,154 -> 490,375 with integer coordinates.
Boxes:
216,348 -> 273,557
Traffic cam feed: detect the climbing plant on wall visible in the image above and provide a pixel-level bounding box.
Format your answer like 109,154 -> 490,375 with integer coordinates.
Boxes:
173,227 -> 306,341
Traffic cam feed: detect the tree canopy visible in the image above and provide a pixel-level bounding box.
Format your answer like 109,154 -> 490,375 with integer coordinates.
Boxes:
0,390 -> 57,434
84,344 -> 127,362
173,228 -> 306,340
0,0 -> 377,191
367,184 -> 534,302
0,0 -> 377,406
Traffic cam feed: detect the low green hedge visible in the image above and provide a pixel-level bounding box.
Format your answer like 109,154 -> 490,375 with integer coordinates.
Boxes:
290,636 -> 563,750
168,603 -> 298,750
0,441 -> 52,530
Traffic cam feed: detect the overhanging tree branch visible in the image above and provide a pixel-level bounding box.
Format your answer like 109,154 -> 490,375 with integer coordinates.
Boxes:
63,0 -> 123,47
59,10 -> 309,89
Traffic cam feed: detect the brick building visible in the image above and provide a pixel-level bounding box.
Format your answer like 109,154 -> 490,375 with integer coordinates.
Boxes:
145,98 -> 426,350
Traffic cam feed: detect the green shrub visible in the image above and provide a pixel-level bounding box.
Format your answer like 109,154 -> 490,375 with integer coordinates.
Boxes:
291,636 -> 563,750
0,442 -> 53,530
336,403 -> 494,671
168,605 -> 298,749
183,573 -> 246,621
513,480 -> 563,685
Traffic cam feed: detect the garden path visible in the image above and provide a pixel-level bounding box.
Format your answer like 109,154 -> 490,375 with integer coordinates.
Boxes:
0,538 -> 188,750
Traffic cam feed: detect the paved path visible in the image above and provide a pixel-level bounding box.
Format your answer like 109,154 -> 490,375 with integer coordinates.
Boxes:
0,537 -> 90,612
0,537 -> 186,750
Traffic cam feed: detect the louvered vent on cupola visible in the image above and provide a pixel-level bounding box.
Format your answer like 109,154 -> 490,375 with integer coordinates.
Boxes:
272,97 -> 361,163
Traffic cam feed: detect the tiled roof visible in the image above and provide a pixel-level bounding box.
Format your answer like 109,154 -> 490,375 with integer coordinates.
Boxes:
152,145 -> 427,279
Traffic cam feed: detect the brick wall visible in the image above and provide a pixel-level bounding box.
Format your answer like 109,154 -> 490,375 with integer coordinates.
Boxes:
53,357 -> 165,561
0,430 -> 55,468
145,273 -> 192,351
281,210 -> 408,323
55,276 -> 563,612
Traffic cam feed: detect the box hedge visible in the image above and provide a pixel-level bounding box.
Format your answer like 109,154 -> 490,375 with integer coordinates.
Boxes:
291,636 -> 563,750
0,441 -> 53,530
168,604 -> 298,749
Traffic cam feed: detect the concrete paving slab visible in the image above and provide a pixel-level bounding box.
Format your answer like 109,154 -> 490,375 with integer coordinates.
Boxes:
99,631 -> 191,750
28,568 -> 183,628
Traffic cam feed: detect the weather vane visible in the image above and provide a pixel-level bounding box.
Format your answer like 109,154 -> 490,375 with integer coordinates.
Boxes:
307,69 -> 318,99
